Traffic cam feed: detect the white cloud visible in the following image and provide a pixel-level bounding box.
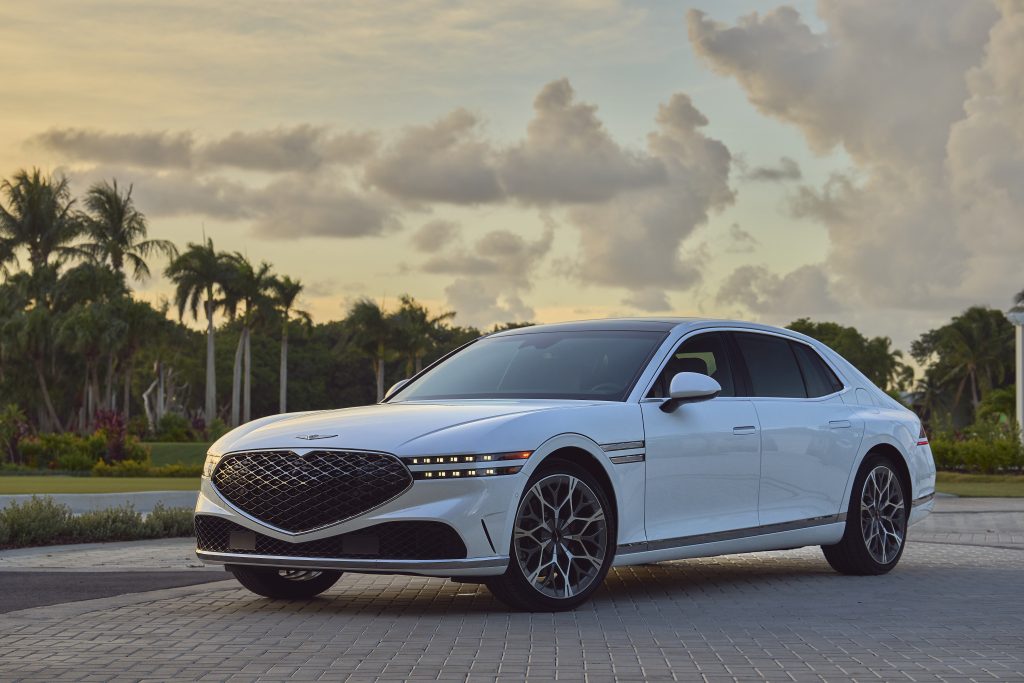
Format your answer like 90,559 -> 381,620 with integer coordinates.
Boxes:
411,220 -> 461,253
364,109 -> 503,205
499,79 -> 664,204
717,264 -> 841,318
688,0 -> 1023,317
34,129 -> 194,168
743,156 -> 801,182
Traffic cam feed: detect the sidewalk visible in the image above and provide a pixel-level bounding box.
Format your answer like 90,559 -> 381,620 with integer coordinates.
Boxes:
0,537 -> 217,572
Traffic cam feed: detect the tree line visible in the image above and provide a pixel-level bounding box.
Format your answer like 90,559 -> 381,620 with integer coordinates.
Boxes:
1,168 -> 1020,440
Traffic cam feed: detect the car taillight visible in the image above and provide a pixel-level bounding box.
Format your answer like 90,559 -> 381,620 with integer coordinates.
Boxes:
917,425 -> 929,446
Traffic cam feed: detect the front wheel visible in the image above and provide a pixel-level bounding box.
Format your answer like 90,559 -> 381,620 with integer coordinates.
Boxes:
822,453 -> 908,575
227,565 -> 342,599
486,461 -> 615,611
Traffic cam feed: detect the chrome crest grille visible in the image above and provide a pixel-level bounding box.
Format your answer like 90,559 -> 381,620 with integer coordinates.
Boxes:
212,450 -> 412,533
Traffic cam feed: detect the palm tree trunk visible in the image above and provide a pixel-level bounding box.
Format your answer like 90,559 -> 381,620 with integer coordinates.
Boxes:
415,355 -> 423,374
243,326 -> 252,423
123,360 -> 132,420
375,358 -> 385,402
279,323 -> 288,413
231,330 -> 244,427
205,298 -> 217,423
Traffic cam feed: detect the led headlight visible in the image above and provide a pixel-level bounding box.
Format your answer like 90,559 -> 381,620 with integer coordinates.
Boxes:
202,452 -> 223,478
401,451 -> 532,480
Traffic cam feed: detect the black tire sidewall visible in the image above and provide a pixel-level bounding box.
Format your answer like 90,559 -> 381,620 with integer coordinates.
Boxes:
228,565 -> 342,599
846,454 -> 909,572
495,460 -> 616,611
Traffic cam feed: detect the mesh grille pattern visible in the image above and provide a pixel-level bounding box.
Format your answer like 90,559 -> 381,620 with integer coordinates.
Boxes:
212,450 -> 412,532
194,515 -> 468,560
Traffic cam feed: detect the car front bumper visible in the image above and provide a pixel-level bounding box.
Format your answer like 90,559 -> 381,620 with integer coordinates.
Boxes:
194,474 -> 519,578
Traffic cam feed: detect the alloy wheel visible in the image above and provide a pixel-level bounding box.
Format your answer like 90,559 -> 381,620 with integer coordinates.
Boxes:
513,473 -> 608,599
859,465 -> 906,564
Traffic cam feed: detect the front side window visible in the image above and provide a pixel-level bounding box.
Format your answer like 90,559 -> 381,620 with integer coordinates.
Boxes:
391,330 -> 666,402
733,332 -> 807,398
647,332 -> 736,399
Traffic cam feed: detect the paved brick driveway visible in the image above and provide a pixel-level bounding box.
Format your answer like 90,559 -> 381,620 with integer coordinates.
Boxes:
1,498 -> 1022,681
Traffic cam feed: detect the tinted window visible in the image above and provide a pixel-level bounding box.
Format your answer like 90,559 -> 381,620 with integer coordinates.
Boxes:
392,330 -> 666,401
647,332 -> 735,398
791,343 -> 843,397
734,333 -> 807,398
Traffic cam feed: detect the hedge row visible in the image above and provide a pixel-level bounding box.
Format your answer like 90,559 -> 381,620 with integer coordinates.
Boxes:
929,423 -> 1023,474
0,496 -> 194,548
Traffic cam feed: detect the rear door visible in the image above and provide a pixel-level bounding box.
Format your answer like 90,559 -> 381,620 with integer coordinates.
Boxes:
641,331 -> 761,541
730,332 -> 863,526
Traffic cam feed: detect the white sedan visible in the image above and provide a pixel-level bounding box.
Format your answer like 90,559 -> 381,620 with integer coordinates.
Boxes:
195,318 -> 936,611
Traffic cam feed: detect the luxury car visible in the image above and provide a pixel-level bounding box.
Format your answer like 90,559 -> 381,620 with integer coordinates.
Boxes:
195,318 -> 936,611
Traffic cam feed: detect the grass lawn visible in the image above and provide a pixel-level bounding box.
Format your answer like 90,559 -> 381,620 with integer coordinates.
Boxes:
146,442 -> 211,467
935,472 -> 1024,498
0,476 -> 199,495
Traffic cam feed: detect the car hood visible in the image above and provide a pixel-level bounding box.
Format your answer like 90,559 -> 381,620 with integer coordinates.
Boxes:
210,400 -> 641,457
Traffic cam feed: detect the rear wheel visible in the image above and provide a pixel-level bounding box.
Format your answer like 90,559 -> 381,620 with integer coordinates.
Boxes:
822,453 -> 908,575
227,565 -> 342,599
486,461 -> 615,611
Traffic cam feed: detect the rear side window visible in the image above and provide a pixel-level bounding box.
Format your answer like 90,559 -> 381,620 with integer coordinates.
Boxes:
791,343 -> 844,397
733,333 -> 807,398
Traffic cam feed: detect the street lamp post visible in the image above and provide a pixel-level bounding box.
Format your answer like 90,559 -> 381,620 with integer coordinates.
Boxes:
1007,308 -> 1024,445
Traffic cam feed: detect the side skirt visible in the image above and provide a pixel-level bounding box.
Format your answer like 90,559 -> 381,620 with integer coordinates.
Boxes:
613,516 -> 847,567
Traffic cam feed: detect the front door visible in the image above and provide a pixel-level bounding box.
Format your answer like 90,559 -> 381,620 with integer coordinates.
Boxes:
641,332 -> 762,542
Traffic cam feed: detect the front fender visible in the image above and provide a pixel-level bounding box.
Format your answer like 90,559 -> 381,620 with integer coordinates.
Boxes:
484,432 -> 646,556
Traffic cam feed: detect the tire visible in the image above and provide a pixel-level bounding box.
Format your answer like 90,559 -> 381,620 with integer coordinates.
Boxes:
822,453 -> 909,575
486,460 -> 616,611
226,565 -> 342,599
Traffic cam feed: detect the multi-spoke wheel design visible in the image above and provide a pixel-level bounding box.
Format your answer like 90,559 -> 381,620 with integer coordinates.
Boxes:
513,474 -> 609,599
859,465 -> 906,564
486,462 -> 615,611
822,454 -> 908,575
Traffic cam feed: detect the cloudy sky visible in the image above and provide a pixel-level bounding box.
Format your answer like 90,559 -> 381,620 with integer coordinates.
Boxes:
3,0 -> 1022,351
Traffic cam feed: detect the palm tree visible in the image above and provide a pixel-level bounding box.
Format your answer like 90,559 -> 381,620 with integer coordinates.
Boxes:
393,295 -> 455,375
0,169 -> 83,277
271,276 -> 310,413
348,299 -> 398,402
222,254 -> 274,424
165,239 -> 230,423
80,180 -> 177,280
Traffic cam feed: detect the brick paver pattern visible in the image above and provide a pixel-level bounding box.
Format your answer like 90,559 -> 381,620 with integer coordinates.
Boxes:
0,497 -> 1022,681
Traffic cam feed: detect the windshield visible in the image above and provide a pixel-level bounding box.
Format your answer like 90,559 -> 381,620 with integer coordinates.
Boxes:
391,330 -> 667,402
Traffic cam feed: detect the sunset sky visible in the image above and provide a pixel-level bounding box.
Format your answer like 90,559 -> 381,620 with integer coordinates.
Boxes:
3,0 -> 1022,352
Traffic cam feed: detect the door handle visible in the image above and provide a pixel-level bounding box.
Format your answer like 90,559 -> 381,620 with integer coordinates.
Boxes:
829,420 -> 852,429
732,425 -> 757,435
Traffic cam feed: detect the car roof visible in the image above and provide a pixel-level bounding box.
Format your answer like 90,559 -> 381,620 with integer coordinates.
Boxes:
487,317 -> 810,338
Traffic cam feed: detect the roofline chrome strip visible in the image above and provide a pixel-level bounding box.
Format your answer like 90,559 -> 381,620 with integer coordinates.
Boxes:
617,513 -> 848,555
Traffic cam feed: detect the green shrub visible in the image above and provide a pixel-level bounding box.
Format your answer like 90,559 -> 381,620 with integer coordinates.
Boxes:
0,496 -> 74,546
155,413 -> 195,442
146,503 -> 195,537
18,433 -> 97,469
0,496 -> 195,548
56,451 -> 97,471
75,505 -> 145,542
930,420 -> 1023,474
206,418 -> 230,442
91,459 -> 202,477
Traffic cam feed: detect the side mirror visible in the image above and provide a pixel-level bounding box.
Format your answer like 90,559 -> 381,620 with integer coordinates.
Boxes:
384,378 -> 410,400
660,372 -> 721,413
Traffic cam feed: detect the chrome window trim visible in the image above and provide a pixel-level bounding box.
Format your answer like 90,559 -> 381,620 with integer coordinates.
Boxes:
637,325 -> 849,403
